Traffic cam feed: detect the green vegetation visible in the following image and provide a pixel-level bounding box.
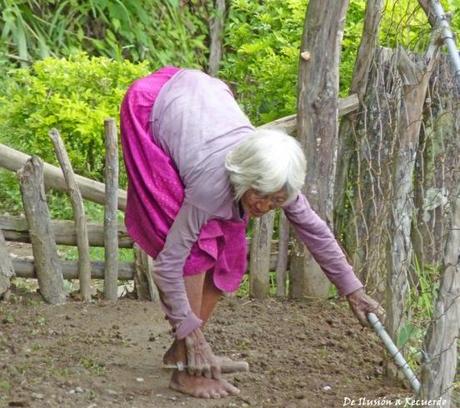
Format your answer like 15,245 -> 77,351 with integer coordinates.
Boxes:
0,0 -> 208,67
0,53 -> 149,181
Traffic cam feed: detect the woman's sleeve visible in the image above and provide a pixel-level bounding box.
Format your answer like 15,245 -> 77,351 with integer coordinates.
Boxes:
152,201 -> 210,339
282,193 -> 363,296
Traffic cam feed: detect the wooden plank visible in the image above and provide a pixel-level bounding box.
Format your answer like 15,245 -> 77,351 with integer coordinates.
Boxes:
50,129 -> 91,301
103,119 -> 119,301
17,156 -> 66,304
0,143 -> 127,210
11,256 -> 134,280
259,94 -> 359,134
0,215 -> 133,248
9,250 -> 279,282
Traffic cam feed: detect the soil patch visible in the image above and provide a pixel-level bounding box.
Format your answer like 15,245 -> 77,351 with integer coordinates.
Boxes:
0,287 -> 409,407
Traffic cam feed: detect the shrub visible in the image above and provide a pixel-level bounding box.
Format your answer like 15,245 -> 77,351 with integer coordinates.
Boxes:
220,0 -> 366,125
0,53 -> 150,182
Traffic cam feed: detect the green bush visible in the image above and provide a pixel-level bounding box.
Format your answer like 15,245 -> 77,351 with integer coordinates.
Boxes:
220,0 -> 368,125
0,53 -> 150,181
221,0 -> 306,126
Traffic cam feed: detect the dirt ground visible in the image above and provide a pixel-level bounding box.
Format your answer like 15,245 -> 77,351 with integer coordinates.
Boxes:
0,280 -> 412,408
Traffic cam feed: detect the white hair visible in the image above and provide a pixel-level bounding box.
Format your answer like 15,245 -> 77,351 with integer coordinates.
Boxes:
225,129 -> 306,201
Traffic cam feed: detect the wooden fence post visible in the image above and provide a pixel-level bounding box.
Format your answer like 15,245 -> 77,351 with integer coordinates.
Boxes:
419,186 -> 460,405
49,129 -> 92,301
103,119 -> 119,301
208,0 -> 226,76
275,211 -> 289,297
249,211 -> 275,299
18,156 -> 66,304
133,244 -> 158,301
0,230 -> 14,299
292,0 -> 350,299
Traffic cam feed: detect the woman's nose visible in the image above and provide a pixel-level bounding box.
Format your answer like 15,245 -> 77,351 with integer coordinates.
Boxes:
257,199 -> 273,213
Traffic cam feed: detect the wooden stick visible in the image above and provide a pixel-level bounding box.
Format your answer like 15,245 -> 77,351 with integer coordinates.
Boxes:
103,119 -> 119,301
49,129 -> 91,301
249,211 -> 275,299
0,142 -> 127,210
275,211 -> 289,297
11,256 -> 134,280
17,156 -> 66,304
0,230 -> 14,299
164,360 -> 249,374
259,94 -> 359,134
0,215 -> 133,248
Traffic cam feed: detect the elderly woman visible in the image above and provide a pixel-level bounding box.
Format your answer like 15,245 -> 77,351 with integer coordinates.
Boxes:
120,67 -> 382,399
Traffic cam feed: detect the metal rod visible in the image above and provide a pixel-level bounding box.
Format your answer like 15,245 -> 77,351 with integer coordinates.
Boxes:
367,313 -> 421,393
431,0 -> 460,88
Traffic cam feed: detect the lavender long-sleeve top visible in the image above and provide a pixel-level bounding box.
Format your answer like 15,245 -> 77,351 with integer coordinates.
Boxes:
150,69 -> 363,339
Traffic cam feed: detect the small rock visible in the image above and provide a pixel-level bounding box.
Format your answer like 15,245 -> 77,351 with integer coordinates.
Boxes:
31,393 -> 44,400
107,389 -> 117,396
322,385 -> 332,392
136,377 -> 144,382
75,386 -> 84,393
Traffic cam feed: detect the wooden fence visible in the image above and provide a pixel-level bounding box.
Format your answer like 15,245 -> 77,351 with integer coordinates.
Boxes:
0,95 -> 358,304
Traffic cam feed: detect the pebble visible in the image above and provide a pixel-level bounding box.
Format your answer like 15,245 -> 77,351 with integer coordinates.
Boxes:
31,393 -> 44,400
322,385 -> 332,392
75,386 -> 84,393
136,377 -> 144,382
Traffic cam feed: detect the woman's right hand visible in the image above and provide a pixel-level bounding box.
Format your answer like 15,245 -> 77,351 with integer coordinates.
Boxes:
185,328 -> 221,379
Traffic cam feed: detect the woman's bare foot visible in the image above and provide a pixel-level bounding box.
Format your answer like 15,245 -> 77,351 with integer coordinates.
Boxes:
163,340 -> 233,365
170,370 -> 239,399
163,340 -> 249,374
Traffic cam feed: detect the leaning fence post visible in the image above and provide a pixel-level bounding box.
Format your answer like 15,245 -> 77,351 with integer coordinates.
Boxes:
133,244 -> 158,302
103,118 -> 119,301
49,129 -> 92,301
275,211 -> 289,297
0,229 -> 14,300
18,156 -> 66,304
249,211 -> 275,299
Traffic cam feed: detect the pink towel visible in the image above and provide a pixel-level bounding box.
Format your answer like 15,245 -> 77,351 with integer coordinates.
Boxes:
120,67 -> 248,292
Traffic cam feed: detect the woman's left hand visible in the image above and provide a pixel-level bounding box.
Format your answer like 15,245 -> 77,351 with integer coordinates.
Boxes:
346,288 -> 385,327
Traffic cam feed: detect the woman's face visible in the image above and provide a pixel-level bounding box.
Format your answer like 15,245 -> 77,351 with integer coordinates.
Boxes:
240,188 -> 289,217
